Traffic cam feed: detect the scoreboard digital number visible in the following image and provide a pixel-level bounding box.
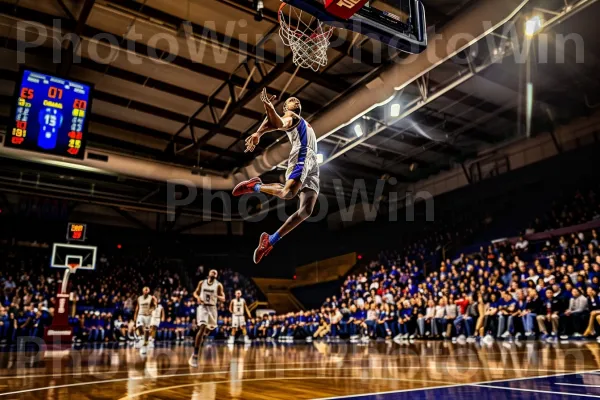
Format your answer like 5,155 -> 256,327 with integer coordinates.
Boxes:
67,223 -> 87,242
5,69 -> 93,159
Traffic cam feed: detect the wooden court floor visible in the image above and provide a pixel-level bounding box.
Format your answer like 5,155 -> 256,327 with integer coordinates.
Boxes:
1,340 -> 600,399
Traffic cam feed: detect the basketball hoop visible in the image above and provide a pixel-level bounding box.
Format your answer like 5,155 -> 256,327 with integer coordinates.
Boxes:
67,263 -> 80,273
279,2 -> 334,71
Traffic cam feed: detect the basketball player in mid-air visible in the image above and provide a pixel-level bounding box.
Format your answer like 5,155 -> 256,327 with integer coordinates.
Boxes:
134,286 -> 156,355
189,269 -> 225,367
233,88 -> 319,264
228,290 -> 252,344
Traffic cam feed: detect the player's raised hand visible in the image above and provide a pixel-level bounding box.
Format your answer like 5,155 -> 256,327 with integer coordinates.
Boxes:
245,133 -> 260,153
260,88 -> 276,106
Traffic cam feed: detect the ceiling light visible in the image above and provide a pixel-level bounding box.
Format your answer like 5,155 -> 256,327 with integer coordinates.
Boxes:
354,124 -> 363,137
390,103 -> 401,117
525,15 -> 543,37
317,153 -> 324,164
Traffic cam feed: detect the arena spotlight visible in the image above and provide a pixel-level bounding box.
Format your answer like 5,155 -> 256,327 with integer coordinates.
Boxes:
354,124 -> 363,137
525,15 -> 543,37
253,0 -> 264,21
317,153 -> 324,164
390,103 -> 401,117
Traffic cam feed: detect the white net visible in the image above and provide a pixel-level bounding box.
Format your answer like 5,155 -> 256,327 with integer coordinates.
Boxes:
278,2 -> 335,72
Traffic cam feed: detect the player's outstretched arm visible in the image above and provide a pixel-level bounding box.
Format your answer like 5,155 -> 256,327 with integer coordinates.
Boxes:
260,88 -> 283,128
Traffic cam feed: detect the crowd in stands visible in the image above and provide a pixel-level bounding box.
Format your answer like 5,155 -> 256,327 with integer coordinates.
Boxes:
0,246 -> 261,345
236,187 -> 600,344
2,185 -> 599,345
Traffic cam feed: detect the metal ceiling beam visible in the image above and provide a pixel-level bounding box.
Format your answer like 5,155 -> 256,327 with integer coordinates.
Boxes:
188,56 -> 296,152
0,38 -> 268,122
55,0 -> 76,21
320,50 -> 506,167
111,206 -> 154,231
57,0 -> 95,76
0,4 -> 324,113
103,0 -> 349,92
323,134 -> 432,167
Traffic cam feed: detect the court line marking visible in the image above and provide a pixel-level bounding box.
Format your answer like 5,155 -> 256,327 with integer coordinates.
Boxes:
0,348 -> 534,380
473,384 -> 600,398
0,348 -> 539,381
115,376 -> 451,400
557,383 -> 600,388
310,369 -> 600,400
0,365 -> 574,397
0,371 -> 228,397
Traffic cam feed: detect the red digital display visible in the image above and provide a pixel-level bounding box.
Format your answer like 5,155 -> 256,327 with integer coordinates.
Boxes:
67,223 -> 87,242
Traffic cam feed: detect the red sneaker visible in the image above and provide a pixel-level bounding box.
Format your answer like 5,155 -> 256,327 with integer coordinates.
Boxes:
253,233 -> 273,264
232,177 -> 262,197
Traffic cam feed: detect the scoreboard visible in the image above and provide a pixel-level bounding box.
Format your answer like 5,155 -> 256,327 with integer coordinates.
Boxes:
4,69 -> 93,159
67,223 -> 87,242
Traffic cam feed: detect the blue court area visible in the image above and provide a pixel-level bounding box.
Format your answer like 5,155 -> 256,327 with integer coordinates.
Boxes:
336,371 -> 600,400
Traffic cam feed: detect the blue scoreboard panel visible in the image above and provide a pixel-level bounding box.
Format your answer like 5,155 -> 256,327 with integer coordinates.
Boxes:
4,69 -> 93,159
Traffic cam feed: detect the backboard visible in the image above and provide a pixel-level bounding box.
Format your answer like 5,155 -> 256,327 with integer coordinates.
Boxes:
51,243 -> 97,272
281,0 -> 427,54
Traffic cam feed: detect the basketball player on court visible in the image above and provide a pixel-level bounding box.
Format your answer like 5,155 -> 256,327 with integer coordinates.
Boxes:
149,294 -> 164,347
134,286 -> 156,354
228,290 -> 252,344
189,269 -> 225,367
233,89 -> 319,264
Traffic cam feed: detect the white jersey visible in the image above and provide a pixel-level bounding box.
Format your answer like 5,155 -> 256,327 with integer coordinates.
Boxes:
284,117 -> 320,194
286,118 -> 317,159
152,304 -> 163,319
137,295 -> 153,316
199,280 -> 220,306
232,298 -> 246,316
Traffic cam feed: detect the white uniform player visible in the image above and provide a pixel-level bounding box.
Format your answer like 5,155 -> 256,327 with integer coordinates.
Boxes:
284,118 -> 320,195
136,294 -> 153,328
134,287 -> 156,354
197,279 -> 219,329
190,270 -> 225,367
151,303 -> 163,327
231,297 -> 247,329
229,290 -> 252,344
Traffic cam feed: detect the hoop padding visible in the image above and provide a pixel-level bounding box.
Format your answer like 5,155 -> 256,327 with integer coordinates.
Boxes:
279,2 -> 335,71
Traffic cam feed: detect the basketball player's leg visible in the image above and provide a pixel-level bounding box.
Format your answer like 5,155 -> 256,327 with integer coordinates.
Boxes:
190,306 -> 217,367
150,325 -> 158,343
278,188 -> 318,237
229,317 -> 238,344
259,178 -> 302,200
253,188 -> 317,263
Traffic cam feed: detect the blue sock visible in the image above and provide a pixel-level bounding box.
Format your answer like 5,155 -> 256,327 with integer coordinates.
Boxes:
253,183 -> 262,193
268,232 -> 281,246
